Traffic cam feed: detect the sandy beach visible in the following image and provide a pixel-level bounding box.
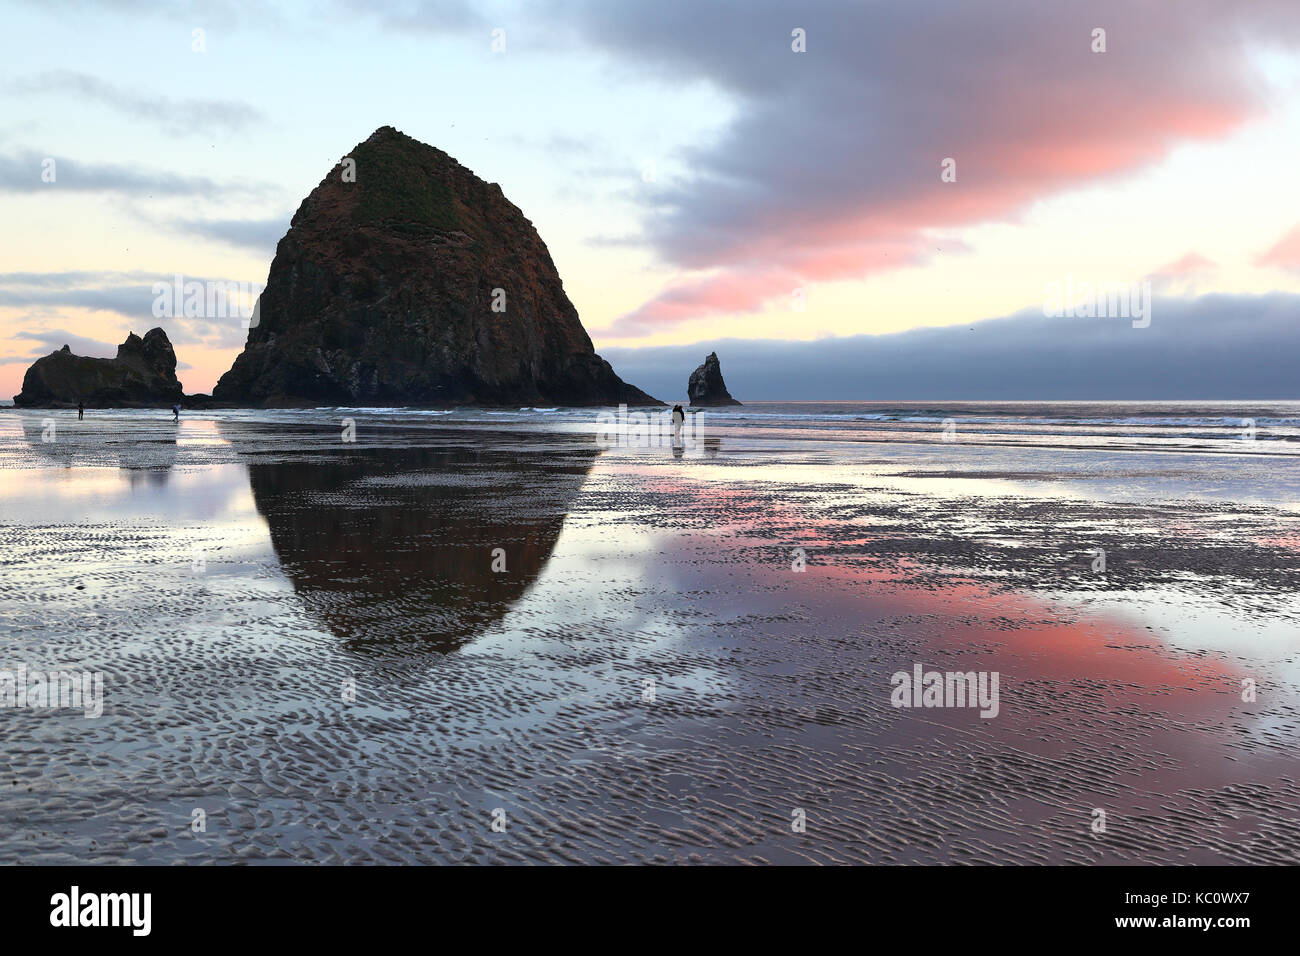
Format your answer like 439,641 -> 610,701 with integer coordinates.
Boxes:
1,403 -> 1297,864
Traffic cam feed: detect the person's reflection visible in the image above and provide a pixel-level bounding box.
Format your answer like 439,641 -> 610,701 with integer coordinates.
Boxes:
242,442 -> 595,652
21,414 -> 177,481
123,469 -> 172,489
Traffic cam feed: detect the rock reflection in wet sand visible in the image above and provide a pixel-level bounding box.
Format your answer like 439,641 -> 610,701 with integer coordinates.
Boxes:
245,444 -> 594,651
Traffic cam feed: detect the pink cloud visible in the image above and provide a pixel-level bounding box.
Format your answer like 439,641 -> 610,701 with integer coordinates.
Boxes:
1149,253 -> 1218,280
596,237 -> 942,337
1145,252 -> 1219,293
1255,224 -> 1300,272
580,1 -> 1300,335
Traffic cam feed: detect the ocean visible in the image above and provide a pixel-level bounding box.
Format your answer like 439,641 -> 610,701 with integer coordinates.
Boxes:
17,398 -> 1286,447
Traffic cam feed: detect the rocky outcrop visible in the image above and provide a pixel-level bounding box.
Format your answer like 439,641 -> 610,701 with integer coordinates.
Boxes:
13,328 -> 183,407
687,352 -> 741,406
213,126 -> 660,407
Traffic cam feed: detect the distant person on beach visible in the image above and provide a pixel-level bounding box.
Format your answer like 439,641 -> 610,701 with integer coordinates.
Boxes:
172,404 -> 180,423
77,401 -> 84,421
671,404 -> 685,440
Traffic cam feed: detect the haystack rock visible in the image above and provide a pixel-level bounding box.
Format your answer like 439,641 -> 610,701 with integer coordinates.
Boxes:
213,126 -> 660,407
687,352 -> 741,406
14,328 -> 183,407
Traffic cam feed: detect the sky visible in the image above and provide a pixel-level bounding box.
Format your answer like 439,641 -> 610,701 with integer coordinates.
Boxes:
1,0 -> 1299,401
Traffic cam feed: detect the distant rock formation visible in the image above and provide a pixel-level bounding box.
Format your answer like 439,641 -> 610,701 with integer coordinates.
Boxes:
13,328 -> 183,407
687,352 -> 741,406
213,125 -> 660,407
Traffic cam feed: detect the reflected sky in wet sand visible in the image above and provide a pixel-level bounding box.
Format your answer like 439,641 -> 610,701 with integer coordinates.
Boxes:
0,410 -> 1297,863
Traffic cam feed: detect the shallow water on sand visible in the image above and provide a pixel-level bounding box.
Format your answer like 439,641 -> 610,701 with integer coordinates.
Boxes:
0,409 -> 1297,863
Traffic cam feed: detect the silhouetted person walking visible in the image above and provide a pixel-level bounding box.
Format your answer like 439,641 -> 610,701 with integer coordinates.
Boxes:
77,402 -> 84,421
172,404 -> 180,423
671,404 -> 685,441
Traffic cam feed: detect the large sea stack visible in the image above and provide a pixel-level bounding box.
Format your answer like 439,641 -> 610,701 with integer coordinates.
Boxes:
14,328 -> 183,407
213,126 -> 659,407
687,352 -> 741,406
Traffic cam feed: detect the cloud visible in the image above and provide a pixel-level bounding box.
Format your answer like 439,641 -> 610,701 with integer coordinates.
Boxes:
185,216 -> 287,252
594,267 -> 802,337
581,232 -> 647,249
557,0 -> 1300,329
1149,253 -> 1217,279
1255,224 -> 1300,273
0,149 -> 257,196
9,71 -> 266,136
599,293 -> 1300,400
1146,252 -> 1218,294
10,0 -> 285,24
130,209 -> 290,254
0,271 -> 161,316
341,0 -> 492,33
0,270 -> 160,288
0,271 -> 257,350
7,329 -> 118,361
595,238 -> 941,337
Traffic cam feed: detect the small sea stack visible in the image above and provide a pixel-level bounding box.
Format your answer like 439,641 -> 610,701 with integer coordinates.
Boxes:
687,351 -> 741,406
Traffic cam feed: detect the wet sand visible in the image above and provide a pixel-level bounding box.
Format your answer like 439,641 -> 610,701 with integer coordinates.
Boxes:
0,411 -> 1297,864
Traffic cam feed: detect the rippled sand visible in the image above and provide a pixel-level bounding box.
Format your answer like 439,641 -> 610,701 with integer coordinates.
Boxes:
1,411 -> 1297,864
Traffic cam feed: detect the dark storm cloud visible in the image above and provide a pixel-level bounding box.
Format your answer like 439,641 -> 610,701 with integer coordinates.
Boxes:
600,294 -> 1300,401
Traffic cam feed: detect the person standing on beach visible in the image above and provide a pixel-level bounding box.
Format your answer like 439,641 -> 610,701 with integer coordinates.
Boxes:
77,401 -> 84,421
671,404 -> 685,441
172,403 -> 180,423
